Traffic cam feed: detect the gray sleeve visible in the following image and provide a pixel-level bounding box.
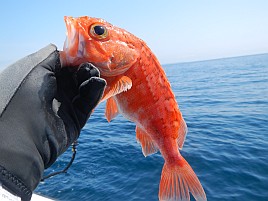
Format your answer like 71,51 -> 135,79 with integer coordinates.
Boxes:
0,44 -> 62,200
0,44 -> 57,116
0,46 -> 105,200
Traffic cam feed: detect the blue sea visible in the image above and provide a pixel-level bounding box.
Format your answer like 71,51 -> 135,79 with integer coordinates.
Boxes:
36,54 -> 268,201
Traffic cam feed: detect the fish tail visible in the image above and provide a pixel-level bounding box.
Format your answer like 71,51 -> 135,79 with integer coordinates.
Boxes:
159,156 -> 206,201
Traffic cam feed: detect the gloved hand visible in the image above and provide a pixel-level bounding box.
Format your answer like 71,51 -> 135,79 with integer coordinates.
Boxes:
0,44 -> 106,201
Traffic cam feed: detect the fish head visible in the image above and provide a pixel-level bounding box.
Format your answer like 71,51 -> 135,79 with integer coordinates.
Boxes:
62,16 -> 140,77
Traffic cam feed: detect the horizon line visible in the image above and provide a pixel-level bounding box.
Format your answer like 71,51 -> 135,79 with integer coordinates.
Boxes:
163,52 -> 268,66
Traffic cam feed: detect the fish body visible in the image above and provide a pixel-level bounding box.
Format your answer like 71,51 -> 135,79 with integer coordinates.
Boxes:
61,16 -> 206,201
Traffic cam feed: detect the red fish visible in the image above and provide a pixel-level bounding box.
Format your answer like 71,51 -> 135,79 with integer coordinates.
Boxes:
60,16 -> 206,201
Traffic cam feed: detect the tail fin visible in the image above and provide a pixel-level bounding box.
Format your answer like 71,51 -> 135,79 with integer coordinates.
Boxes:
159,156 -> 206,201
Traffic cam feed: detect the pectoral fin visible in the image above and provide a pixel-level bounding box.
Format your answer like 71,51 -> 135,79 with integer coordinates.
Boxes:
105,97 -> 119,122
102,76 -> 132,101
136,126 -> 159,157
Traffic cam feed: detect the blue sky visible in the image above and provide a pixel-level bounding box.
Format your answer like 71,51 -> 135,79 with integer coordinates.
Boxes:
0,0 -> 268,68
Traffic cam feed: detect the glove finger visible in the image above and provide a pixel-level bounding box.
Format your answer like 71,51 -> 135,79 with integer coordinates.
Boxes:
79,77 -> 106,99
76,63 -> 100,86
72,77 -> 106,125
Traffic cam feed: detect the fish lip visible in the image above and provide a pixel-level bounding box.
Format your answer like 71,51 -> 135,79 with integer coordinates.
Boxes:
63,16 -> 88,66
63,16 -> 79,58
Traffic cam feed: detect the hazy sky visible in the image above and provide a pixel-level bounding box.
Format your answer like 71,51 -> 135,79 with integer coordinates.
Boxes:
0,0 -> 268,68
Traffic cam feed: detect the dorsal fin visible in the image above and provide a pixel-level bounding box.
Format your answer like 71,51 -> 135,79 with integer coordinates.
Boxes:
105,97 -> 119,122
136,126 -> 159,157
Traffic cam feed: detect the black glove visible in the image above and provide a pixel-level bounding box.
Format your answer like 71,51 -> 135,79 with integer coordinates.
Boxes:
0,44 -> 106,201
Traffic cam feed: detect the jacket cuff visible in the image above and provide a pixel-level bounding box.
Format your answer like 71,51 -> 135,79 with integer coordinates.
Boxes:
0,165 -> 32,201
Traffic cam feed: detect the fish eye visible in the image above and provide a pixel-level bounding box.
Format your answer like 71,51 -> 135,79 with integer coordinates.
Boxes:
89,24 -> 109,40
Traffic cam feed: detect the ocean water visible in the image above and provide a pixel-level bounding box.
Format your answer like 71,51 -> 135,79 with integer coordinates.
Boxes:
35,54 -> 268,201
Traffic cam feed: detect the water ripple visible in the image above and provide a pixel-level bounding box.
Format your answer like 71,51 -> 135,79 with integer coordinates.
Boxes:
36,54 -> 268,201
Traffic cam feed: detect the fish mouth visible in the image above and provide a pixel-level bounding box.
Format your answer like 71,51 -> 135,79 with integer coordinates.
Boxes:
63,16 -> 78,57
63,16 -> 86,66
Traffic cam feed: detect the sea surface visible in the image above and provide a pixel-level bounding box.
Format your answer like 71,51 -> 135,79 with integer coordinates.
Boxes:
35,54 -> 268,201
